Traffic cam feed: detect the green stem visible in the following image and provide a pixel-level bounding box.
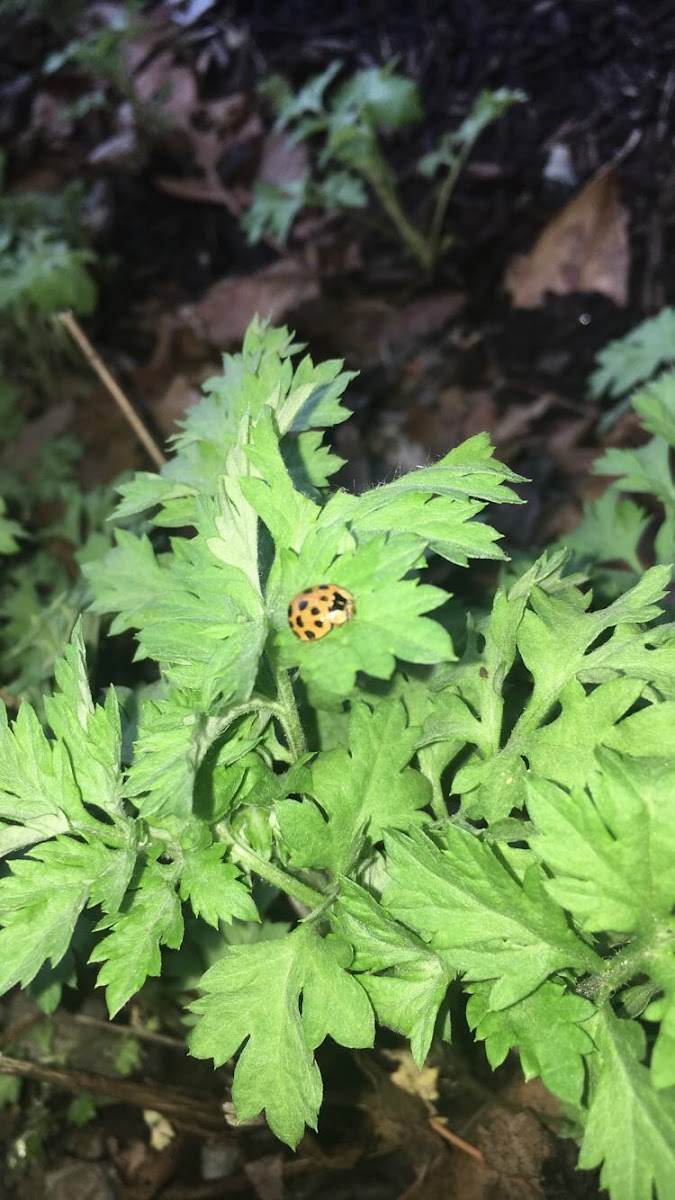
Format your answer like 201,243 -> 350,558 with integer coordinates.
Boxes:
356,144 -> 432,271
368,174 -> 432,271
428,775 -> 447,823
426,143 -> 471,270
576,937 -> 656,1007
271,661 -> 307,759
225,697 -> 285,725
367,176 -> 429,268
224,831 -> 324,910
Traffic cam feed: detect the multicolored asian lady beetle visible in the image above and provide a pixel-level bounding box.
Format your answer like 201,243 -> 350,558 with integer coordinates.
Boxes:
287,584 -> 355,641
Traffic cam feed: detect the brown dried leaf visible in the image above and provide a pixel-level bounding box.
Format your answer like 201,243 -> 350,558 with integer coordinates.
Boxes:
180,257 -> 320,346
133,55 -> 198,130
244,1154 -> 284,1200
151,373 -> 203,436
154,174 -> 244,214
444,1079 -> 558,1200
257,129 -> 310,189
153,96 -> 260,213
504,169 -> 629,308
388,1048 -> 440,1107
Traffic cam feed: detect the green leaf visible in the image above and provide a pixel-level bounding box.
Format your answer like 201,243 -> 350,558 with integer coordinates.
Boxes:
84,530 -> 169,635
582,622 -> 675,699
311,170 -> 367,210
420,564 -> 566,819
453,749 -> 529,823
114,1035 -> 143,1077
284,429 -> 345,491
274,352 -> 355,434
382,828 -> 600,1009
632,370 -> 675,446
0,837 -> 132,996
112,473 -> 197,521
66,1092 -> 97,1126
524,676 -> 648,789
276,699 -> 431,873
333,879 -> 452,1064
328,432 -> 525,518
0,701 -> 79,855
646,947 -> 675,1090
454,88 -> 525,149
418,88 -> 525,175
241,410 -> 319,551
242,177 -> 308,245
562,489 -> 649,573
190,924 -> 374,1146
515,566 -> 671,737
0,625 -> 130,856
0,497 -> 24,554
112,509 -> 266,710
579,1009 -> 675,1200
595,438 -> 675,510
275,532 -> 455,700
92,862 -> 184,1016
179,841 -> 259,927
269,61 -> 342,129
44,621 -> 124,819
331,65 -> 423,130
589,308 -> 675,398
527,754 -> 675,932
466,979 -> 594,1106
125,694 -> 262,820
351,494 -> 508,566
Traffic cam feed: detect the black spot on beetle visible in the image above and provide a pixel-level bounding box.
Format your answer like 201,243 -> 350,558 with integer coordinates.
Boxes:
310,606 -> 321,615
306,630 -> 316,639
298,599 -> 309,611
296,615 -> 304,628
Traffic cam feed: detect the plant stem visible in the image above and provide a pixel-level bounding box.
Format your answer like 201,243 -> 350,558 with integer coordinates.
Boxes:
576,936 -> 659,1006
223,831 -> 324,910
367,172 -> 432,271
355,143 -> 432,271
271,661 -> 307,760
426,144 -> 471,271
428,776 -> 448,823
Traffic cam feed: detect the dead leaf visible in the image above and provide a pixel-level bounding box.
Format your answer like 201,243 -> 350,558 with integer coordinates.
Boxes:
244,1154 -> 284,1200
180,257 -> 320,346
257,129 -> 310,189
293,292 -> 464,370
166,0 -> 216,27
87,126 -> 145,170
133,54 -> 198,130
0,402 -> 74,468
444,1078 -> 560,1200
387,1048 -> 440,1107
504,168 -> 629,308
153,96 -> 261,215
154,174 -> 244,214
380,292 -> 465,358
151,372 -> 203,436
143,1108 -> 176,1151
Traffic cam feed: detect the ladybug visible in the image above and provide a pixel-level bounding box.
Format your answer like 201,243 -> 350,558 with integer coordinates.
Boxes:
287,584 -> 355,641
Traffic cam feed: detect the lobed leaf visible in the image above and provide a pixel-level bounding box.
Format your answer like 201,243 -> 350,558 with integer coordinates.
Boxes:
190,925 -> 374,1146
579,1010 -> 675,1200
382,827 -> 601,1009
